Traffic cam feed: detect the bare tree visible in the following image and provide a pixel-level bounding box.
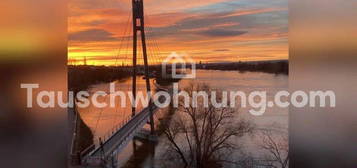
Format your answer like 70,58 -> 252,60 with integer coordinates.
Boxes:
257,127 -> 289,168
163,83 -> 253,168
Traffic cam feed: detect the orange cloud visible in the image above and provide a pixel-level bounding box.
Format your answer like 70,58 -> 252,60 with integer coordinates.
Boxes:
222,8 -> 288,18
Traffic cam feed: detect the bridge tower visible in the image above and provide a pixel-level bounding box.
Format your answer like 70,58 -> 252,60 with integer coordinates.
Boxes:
131,0 -> 155,134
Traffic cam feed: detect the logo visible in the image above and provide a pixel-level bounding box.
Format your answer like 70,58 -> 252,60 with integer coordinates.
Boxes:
162,52 -> 196,79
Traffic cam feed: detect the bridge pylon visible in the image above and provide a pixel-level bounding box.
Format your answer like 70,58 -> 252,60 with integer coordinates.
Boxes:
131,0 -> 155,135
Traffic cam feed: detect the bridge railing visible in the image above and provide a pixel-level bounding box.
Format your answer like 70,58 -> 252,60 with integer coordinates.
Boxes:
80,144 -> 95,157
97,114 -> 133,145
87,105 -> 155,157
95,84 -> 170,145
88,84 -> 171,154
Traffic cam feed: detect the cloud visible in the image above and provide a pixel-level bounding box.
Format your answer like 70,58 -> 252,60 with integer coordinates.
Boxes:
68,0 -> 288,64
213,49 -> 231,52
147,6 -> 286,40
198,29 -> 247,37
84,20 -> 106,26
69,0 -> 127,10
69,29 -> 118,42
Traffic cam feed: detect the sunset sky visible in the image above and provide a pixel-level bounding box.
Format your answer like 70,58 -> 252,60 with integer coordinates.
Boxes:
68,0 -> 288,66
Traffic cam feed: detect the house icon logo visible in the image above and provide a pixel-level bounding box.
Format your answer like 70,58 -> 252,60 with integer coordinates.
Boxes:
162,52 -> 196,79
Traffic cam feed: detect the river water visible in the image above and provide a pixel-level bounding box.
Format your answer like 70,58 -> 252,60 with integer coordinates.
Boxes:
78,70 -> 288,167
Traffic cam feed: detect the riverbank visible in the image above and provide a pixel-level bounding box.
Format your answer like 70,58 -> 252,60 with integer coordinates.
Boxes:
69,107 -> 94,166
196,60 -> 288,75
68,65 -> 132,93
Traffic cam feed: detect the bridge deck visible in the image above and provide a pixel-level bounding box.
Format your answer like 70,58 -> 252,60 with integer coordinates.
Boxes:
82,87 -> 172,166
88,104 -> 158,157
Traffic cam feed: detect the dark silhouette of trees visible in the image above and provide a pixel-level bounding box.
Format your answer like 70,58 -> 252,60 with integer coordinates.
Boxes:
196,60 -> 289,75
163,83 -> 253,168
256,126 -> 289,168
68,65 -> 132,93
230,126 -> 288,168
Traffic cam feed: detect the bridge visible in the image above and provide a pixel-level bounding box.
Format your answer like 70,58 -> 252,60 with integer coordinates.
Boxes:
69,0 -> 172,167
71,82 -> 171,167
81,98 -> 164,167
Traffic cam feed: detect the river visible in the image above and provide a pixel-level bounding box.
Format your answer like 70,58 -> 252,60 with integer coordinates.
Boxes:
78,70 -> 288,167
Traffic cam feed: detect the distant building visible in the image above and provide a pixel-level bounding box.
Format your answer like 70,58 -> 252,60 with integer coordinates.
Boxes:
83,56 -> 87,66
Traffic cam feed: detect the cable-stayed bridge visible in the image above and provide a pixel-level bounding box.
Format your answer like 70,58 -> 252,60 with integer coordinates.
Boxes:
70,0 -> 171,167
